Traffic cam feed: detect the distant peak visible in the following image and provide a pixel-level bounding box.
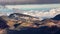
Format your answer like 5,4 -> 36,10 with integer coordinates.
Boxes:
52,14 -> 60,20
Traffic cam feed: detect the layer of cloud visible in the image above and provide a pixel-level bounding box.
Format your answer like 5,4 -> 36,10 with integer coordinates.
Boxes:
0,5 -> 60,20
22,8 -> 60,20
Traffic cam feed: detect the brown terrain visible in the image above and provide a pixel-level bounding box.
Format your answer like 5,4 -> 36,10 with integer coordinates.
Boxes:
1,13 -> 60,29
0,13 -> 60,34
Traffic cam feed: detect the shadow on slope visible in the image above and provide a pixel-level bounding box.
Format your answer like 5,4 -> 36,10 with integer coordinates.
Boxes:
8,26 -> 60,34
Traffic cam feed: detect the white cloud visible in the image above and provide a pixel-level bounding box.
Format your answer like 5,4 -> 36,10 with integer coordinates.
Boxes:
22,8 -> 60,20
0,5 -> 60,20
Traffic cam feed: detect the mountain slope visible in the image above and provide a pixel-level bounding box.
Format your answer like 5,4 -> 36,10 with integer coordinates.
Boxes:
52,14 -> 60,20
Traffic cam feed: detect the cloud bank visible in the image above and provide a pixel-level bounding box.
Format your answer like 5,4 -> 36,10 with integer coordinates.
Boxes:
23,8 -> 60,20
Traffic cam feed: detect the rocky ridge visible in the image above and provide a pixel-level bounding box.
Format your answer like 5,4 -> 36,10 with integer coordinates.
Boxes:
0,13 -> 60,31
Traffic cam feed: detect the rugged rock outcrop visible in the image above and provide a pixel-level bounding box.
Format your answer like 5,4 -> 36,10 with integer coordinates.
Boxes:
0,13 -> 60,34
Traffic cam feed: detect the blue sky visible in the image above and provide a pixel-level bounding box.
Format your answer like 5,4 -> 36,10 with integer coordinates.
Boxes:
0,0 -> 60,5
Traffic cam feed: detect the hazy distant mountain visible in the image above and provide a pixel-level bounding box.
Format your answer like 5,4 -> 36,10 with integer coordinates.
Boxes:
52,14 -> 60,20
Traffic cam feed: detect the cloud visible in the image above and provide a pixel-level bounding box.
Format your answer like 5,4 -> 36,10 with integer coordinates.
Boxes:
21,8 -> 60,20
0,0 -> 60,5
